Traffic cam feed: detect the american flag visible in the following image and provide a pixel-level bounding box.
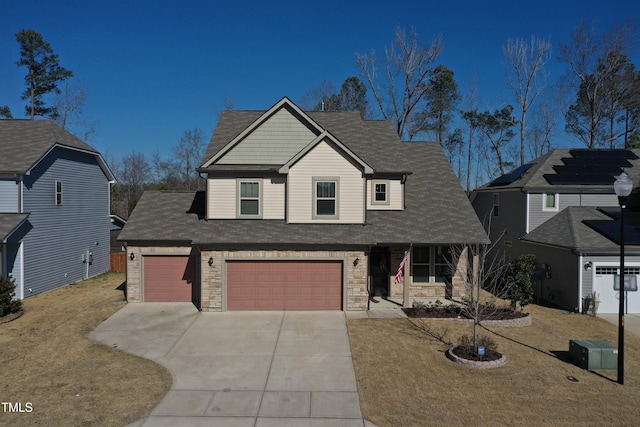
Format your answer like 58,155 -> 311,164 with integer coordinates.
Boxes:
394,245 -> 412,285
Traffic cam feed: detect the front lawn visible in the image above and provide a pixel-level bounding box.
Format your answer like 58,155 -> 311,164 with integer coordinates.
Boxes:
0,272 -> 172,426
348,304 -> 640,426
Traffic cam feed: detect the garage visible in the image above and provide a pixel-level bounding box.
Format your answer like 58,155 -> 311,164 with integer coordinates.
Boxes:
593,266 -> 640,314
226,260 -> 343,310
143,255 -> 196,302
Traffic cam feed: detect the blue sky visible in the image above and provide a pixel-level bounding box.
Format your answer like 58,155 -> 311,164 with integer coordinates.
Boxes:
1,0 -> 638,162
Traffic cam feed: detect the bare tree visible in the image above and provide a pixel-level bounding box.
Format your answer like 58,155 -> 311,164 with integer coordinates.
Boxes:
503,36 -> 552,165
298,81 -> 337,110
356,26 -> 443,139
172,127 -> 206,190
558,20 -> 637,148
52,79 -> 96,141
119,151 -> 151,217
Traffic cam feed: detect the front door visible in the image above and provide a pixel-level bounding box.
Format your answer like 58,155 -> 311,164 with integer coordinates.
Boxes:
370,247 -> 390,298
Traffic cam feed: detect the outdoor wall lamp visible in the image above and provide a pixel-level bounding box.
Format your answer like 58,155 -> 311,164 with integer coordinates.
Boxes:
353,257 -> 360,267
208,256 -> 214,267
129,252 -> 135,261
584,261 -> 592,271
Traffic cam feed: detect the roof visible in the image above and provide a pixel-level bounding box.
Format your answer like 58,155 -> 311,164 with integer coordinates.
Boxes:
120,143 -> 489,246
0,213 -> 29,243
0,120 -> 114,180
520,206 -> 640,255
474,148 -> 640,193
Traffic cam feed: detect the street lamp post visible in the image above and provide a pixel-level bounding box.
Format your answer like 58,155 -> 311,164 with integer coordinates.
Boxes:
614,171 -> 633,385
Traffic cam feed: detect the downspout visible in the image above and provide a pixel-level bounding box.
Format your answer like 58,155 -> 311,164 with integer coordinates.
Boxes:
577,254 -> 583,313
366,245 -> 372,310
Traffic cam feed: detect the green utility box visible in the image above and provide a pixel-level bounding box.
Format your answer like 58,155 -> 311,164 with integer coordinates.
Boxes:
569,340 -> 618,370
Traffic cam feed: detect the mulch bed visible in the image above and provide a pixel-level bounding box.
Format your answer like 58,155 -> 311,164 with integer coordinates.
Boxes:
0,310 -> 23,325
452,346 -> 503,362
403,306 -> 529,321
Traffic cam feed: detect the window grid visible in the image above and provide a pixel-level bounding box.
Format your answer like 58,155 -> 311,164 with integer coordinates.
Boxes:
55,181 -> 63,206
315,181 -> 337,216
239,181 -> 260,217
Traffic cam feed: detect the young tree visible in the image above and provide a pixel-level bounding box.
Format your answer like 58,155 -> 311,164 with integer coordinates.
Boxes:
357,26 -> 444,139
419,64 -> 461,144
503,36 -> 552,165
15,29 -> 73,119
558,21 -> 637,148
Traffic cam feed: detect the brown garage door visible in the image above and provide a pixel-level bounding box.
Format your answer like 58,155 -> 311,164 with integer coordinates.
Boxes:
227,261 -> 342,310
144,255 -> 196,302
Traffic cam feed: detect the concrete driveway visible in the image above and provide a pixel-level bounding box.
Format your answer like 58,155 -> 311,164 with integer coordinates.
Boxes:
89,303 -> 373,427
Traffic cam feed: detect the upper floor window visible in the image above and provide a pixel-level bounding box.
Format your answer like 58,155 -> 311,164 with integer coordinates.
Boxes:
314,178 -> 338,218
55,181 -> 63,205
238,180 -> 260,217
372,180 -> 390,205
493,193 -> 499,217
543,193 -> 558,212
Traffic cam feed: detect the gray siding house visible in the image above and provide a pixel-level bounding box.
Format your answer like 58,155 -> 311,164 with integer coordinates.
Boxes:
0,120 -> 115,299
120,97 -> 488,311
471,148 -> 640,314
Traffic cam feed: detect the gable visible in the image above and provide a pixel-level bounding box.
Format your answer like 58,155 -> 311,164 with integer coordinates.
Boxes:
216,105 -> 319,165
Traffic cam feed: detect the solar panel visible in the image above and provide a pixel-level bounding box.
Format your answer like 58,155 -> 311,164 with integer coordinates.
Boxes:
583,220 -> 640,245
569,149 -> 638,159
553,164 -> 624,175
562,157 -> 632,167
489,163 -> 534,187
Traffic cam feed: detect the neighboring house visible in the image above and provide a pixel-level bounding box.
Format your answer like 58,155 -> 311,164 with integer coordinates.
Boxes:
471,148 -> 640,314
119,97 -> 488,311
0,120 -> 115,299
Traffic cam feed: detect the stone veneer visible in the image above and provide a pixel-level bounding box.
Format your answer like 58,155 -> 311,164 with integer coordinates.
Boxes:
199,249 -> 368,312
388,246 -> 467,302
125,245 -> 194,303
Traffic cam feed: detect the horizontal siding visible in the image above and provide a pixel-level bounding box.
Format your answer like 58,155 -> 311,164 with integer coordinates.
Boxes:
207,177 -> 285,219
366,179 -> 403,210
288,140 -> 364,223
0,179 -> 19,213
207,179 -> 236,219
263,177 -> 285,219
218,107 -> 316,165
529,193 -> 618,231
21,148 -> 111,296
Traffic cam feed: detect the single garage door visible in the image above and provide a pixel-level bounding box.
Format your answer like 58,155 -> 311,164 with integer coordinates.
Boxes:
593,266 -> 640,314
144,255 -> 196,302
227,261 -> 342,310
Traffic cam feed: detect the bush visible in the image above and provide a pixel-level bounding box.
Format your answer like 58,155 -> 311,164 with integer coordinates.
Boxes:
501,254 -> 536,309
0,276 -> 22,317
454,334 -> 500,360
403,300 -> 462,318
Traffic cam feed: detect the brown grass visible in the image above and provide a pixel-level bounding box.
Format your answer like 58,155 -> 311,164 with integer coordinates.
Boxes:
348,304 -> 640,427
0,272 -> 172,426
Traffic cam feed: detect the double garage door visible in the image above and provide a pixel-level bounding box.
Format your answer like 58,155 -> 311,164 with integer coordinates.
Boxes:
227,261 -> 343,310
143,257 -> 343,310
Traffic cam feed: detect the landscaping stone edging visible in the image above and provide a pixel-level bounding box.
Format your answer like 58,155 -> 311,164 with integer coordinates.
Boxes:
0,310 -> 23,325
446,348 -> 507,369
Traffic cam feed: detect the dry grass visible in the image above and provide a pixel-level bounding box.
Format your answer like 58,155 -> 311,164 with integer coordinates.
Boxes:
0,272 -> 172,426
348,304 -> 640,427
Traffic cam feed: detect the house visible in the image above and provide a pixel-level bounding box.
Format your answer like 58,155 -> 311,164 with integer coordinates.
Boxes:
0,120 -> 115,299
119,97 -> 488,311
471,148 -> 640,314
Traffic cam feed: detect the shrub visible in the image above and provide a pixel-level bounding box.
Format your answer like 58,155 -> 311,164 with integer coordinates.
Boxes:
501,254 -> 536,309
0,276 -> 22,317
454,334 -> 500,360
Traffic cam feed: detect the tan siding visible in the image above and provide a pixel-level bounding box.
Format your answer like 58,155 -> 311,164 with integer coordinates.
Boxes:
263,177 -> 285,219
288,141 -> 365,223
207,178 -> 236,219
217,107 -> 316,165
366,179 -> 403,210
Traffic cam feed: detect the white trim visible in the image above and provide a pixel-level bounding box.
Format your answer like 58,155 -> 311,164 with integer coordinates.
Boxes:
27,143 -> 116,181
371,180 -> 390,205
17,242 -> 24,300
313,177 -> 339,219
542,192 -> 559,212
526,193 -> 530,233
578,255 -> 583,311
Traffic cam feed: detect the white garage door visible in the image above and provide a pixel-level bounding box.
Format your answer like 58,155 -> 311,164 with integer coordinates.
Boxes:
593,266 -> 640,314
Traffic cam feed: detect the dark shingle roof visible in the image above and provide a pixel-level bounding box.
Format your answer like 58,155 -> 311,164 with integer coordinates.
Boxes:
121,143 -> 489,246
521,206 -> 640,254
0,213 -> 29,241
0,120 -> 99,174
475,148 -> 640,193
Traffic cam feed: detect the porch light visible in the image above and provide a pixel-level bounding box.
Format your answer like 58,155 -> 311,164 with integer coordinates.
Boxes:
129,252 -> 135,261
208,256 -> 214,267
353,257 -> 360,267
614,171 -> 633,385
